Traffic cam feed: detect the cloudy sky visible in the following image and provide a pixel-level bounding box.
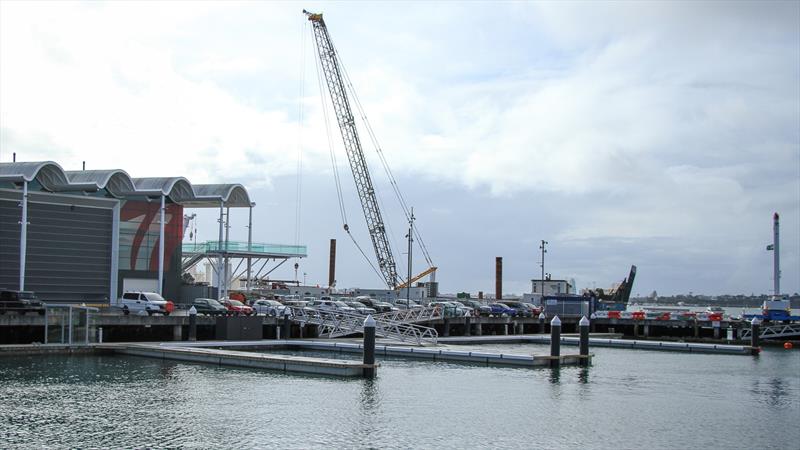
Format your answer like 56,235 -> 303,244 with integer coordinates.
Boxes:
1,1 -> 798,296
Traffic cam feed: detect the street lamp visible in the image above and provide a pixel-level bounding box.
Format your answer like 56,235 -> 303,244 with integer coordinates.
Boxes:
539,240 -> 548,283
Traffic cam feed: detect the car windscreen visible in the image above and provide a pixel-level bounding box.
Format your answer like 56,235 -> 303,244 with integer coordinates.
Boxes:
207,299 -> 223,307
228,300 -> 244,307
147,293 -> 166,301
19,292 -> 37,300
334,301 -> 350,307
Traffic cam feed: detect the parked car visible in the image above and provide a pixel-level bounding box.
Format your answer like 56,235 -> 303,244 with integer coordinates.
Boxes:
0,290 -> 45,315
455,299 -> 491,316
120,291 -> 171,316
355,297 -> 397,313
488,303 -> 515,317
252,299 -> 288,317
344,301 -> 377,315
394,299 -> 423,310
308,299 -> 356,315
429,301 -> 468,317
222,299 -> 255,316
281,300 -> 309,309
376,302 -> 399,313
332,301 -> 357,314
498,301 -> 533,317
191,298 -> 227,316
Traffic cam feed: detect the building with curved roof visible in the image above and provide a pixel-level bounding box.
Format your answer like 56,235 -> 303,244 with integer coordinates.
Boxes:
1,160 -> 304,305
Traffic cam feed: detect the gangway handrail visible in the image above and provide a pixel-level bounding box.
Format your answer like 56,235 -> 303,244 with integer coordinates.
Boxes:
286,306 -> 438,345
739,323 -> 800,340
374,306 -> 443,324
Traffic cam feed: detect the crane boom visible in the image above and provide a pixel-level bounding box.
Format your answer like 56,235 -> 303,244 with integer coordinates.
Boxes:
305,10 -> 400,288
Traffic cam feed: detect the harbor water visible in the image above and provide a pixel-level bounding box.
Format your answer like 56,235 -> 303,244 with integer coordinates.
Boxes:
1,344 -> 798,448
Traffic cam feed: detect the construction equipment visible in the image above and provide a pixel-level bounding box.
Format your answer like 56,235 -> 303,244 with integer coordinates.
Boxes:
396,266 -> 438,290
304,10 -> 436,289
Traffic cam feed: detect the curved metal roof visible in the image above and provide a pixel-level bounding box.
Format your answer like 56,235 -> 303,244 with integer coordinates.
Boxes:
0,161 -> 253,207
190,184 -> 253,207
65,169 -> 136,198
0,161 -> 74,191
132,177 -> 196,203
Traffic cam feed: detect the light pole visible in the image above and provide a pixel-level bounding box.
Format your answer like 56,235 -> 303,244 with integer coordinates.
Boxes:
406,207 -> 415,302
539,240 -> 548,285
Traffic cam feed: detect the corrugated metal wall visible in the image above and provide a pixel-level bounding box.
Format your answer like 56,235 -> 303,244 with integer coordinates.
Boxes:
0,197 -> 113,303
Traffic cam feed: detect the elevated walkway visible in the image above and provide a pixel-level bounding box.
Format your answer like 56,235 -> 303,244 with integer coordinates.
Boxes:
287,307 -> 438,346
181,241 -> 307,288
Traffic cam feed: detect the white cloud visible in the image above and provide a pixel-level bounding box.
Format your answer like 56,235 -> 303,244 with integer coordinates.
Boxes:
1,1 -> 797,294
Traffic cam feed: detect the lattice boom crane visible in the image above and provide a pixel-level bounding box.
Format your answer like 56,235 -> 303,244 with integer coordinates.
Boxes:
304,10 -> 400,288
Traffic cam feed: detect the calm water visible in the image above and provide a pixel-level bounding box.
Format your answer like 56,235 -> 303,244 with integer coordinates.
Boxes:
1,344 -> 798,449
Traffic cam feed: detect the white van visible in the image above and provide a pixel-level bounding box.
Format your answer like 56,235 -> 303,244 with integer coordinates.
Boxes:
120,292 -> 170,316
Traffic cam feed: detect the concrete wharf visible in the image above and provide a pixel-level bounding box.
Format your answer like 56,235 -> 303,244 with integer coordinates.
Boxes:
2,310 -> 791,347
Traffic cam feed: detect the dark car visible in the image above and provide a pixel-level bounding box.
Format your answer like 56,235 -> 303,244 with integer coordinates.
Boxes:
488,303 -> 515,316
499,301 -> 533,317
0,290 -> 46,315
191,298 -> 228,316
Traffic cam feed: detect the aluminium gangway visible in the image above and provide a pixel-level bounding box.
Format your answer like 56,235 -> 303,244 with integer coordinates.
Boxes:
287,306 -> 441,346
739,323 -> 800,340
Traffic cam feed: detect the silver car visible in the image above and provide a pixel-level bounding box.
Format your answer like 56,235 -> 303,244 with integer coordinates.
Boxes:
252,299 -> 287,317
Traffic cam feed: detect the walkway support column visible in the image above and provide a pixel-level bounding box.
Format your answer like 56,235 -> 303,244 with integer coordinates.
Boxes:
19,181 -> 28,290
247,205 -> 253,291
217,201 -> 224,300
224,206 -> 230,299
158,194 -> 165,296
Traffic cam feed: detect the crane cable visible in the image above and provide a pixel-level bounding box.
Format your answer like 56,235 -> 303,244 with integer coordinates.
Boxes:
336,50 -> 435,267
293,18 -> 307,252
311,27 -> 385,285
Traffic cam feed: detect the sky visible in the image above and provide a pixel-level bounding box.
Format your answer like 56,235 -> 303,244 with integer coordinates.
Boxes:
1,1 -> 798,296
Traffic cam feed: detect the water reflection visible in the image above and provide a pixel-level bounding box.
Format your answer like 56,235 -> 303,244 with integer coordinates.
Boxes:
548,367 -> 560,384
578,368 -> 590,384
359,378 -> 379,411
750,377 -> 792,408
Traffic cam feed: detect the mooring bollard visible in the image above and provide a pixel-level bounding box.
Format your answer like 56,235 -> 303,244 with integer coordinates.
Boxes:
579,315 -> 589,366
750,317 -> 761,356
539,312 -> 546,334
282,308 -> 292,340
363,315 -> 376,378
464,315 -> 471,336
98,327 -> 104,344
550,315 -> 561,368
188,306 -> 197,341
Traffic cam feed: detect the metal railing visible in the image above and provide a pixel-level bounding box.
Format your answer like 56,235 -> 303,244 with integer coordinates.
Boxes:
182,241 -> 307,257
287,306 -> 438,346
739,323 -> 800,340
43,304 -> 100,345
374,306 -> 443,323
